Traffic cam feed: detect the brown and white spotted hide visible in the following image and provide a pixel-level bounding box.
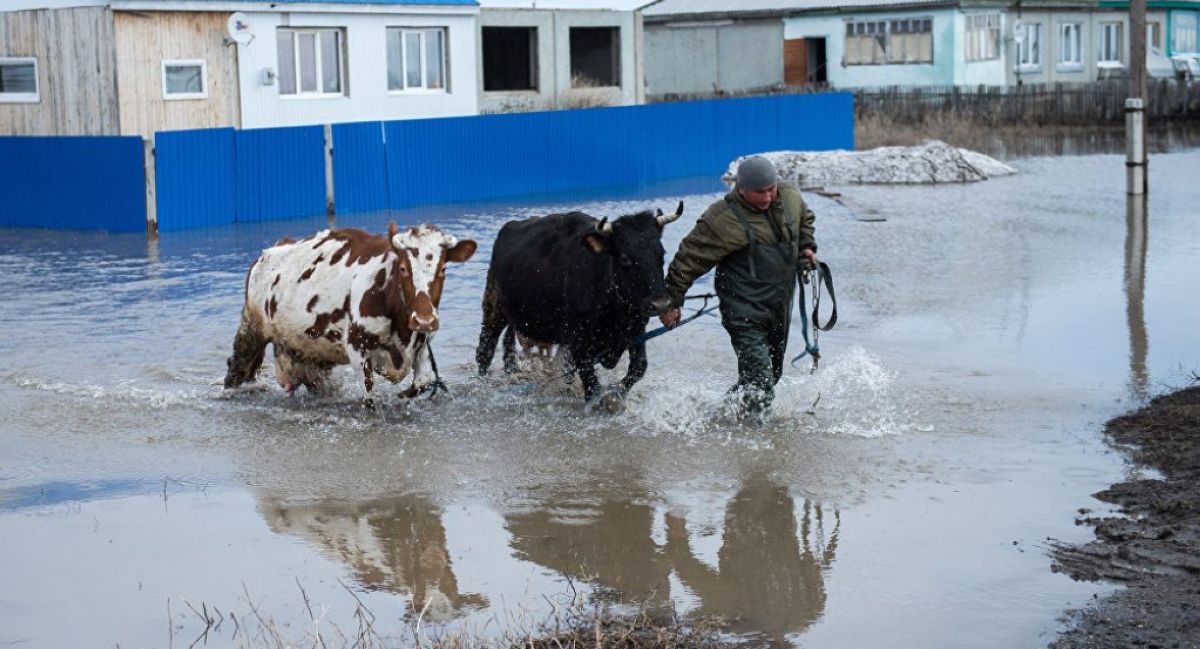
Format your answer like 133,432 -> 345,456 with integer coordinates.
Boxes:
233,223 -> 476,399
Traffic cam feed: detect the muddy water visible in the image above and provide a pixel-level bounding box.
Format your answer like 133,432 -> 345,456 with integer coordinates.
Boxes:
3,147 -> 1199,648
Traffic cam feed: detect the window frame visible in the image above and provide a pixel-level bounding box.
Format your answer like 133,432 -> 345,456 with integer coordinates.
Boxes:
0,56 -> 40,104
1099,22 -> 1123,64
964,13 -> 1002,62
161,59 -> 208,100
843,16 -> 934,66
277,27 -> 346,99
481,25 -> 539,93
568,26 -> 622,88
386,26 -> 450,94
1058,22 -> 1083,70
1017,22 -> 1042,70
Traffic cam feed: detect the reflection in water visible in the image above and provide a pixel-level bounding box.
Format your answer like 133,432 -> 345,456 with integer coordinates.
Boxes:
505,479 -> 838,644
259,492 -> 487,622
667,480 -> 838,644
1125,196 -> 1149,400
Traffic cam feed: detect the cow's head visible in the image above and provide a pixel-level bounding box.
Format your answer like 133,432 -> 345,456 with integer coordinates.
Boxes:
388,222 -> 477,333
581,201 -> 683,317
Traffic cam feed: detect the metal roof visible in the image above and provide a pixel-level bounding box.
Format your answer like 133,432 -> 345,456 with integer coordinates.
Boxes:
479,0 -> 655,9
643,0 -> 960,18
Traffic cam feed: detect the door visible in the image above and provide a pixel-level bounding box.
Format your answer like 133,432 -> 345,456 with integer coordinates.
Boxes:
784,38 -> 809,85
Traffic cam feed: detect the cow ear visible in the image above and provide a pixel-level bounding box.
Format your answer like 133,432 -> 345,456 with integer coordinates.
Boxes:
388,220 -> 398,240
446,239 -> 477,263
582,232 -> 609,255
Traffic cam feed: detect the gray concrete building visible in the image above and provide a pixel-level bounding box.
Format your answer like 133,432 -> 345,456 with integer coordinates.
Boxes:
477,0 -> 651,113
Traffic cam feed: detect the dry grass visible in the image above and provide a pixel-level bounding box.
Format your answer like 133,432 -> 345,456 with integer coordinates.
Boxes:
559,73 -> 618,110
168,582 -> 746,649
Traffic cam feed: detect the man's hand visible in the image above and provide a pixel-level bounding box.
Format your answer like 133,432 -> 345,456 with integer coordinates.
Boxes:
801,248 -> 818,268
660,307 -> 682,328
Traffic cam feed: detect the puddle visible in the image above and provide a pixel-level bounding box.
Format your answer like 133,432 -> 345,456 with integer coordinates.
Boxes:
2,146 -> 1199,648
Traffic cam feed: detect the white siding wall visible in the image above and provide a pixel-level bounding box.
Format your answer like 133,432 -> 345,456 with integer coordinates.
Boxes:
235,10 -> 478,129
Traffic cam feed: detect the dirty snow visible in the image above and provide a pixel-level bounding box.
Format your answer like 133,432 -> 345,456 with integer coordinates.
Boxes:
725,141 -> 1018,186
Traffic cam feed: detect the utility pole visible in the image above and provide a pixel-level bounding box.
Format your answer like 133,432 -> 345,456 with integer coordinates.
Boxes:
1127,0 -> 1148,195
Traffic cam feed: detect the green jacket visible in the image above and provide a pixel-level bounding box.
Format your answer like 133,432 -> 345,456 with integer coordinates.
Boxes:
665,184 -> 815,308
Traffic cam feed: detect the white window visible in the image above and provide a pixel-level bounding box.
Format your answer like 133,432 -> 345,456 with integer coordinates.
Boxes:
386,27 -> 447,92
1172,12 -> 1197,54
0,57 -> 38,103
1018,22 -> 1042,68
161,59 -> 207,100
965,13 -> 1001,61
845,17 -> 933,65
1099,22 -> 1123,63
1059,22 -> 1082,67
1148,22 -> 1162,51
277,28 -> 345,97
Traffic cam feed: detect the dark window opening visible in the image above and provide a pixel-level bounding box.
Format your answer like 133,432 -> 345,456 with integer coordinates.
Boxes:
569,27 -> 619,87
482,27 -> 537,91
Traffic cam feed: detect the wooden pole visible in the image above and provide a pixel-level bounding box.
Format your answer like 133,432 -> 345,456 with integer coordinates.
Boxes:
1128,0 -> 1148,194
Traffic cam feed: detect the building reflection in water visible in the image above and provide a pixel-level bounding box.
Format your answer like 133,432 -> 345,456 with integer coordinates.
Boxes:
259,492 -> 488,622
1125,195 -> 1149,400
505,478 -> 839,644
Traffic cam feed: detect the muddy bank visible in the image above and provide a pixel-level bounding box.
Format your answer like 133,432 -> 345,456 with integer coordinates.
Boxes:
1050,385 -> 1200,649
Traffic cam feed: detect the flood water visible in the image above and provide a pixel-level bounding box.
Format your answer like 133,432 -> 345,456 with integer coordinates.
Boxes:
3,139 -> 1199,648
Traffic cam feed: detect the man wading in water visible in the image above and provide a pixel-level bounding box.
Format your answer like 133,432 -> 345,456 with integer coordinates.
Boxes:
660,156 -> 818,420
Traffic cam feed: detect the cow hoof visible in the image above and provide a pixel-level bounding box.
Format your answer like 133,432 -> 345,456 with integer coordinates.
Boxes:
587,388 -> 627,415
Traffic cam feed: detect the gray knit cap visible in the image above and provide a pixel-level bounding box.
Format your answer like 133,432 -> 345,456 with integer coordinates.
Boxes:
735,156 -> 778,190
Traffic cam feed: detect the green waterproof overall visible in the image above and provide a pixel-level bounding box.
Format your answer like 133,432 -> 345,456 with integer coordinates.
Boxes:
716,196 -> 798,414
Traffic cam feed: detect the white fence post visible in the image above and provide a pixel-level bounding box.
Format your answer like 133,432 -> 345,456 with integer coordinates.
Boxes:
324,123 -> 335,219
144,138 -> 158,235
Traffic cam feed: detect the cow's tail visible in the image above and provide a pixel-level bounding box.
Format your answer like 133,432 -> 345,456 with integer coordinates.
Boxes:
224,306 -> 269,388
475,266 -> 507,375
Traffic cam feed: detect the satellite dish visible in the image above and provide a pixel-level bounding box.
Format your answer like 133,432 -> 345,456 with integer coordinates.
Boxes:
227,12 -> 253,46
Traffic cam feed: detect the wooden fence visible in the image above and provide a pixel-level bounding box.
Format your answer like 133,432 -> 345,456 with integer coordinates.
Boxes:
652,80 -> 1200,125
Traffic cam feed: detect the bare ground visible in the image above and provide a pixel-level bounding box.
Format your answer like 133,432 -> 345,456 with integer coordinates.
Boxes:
1049,385 -> 1200,649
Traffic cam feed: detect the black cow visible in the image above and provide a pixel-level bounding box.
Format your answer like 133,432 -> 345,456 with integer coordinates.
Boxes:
476,202 -> 684,403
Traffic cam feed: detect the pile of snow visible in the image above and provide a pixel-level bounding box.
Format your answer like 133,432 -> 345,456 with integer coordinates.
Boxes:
725,140 -> 1017,186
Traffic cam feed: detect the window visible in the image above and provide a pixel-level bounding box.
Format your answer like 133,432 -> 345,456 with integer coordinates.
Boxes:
1059,23 -> 1082,67
1148,22 -> 1162,51
965,13 -> 1001,61
162,59 -> 207,99
1172,12 -> 1197,54
387,27 -> 447,92
1018,22 -> 1042,68
1099,22 -> 1123,63
277,28 -> 345,97
844,17 -> 932,65
482,26 -> 537,91
570,27 -> 619,87
0,57 -> 38,103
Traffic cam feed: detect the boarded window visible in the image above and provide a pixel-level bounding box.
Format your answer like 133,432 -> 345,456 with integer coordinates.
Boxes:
965,13 -> 1001,61
387,27 -> 448,91
162,60 -> 207,99
845,18 -> 931,65
0,57 -> 38,102
570,27 -> 620,87
277,28 -> 345,96
482,27 -> 537,91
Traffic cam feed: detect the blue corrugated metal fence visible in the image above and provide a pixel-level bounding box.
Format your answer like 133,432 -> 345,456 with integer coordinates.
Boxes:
0,136 -> 146,232
2,93 -> 853,232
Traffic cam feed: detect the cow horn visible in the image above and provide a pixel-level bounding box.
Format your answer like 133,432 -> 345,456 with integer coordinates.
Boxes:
656,201 -> 684,226
597,217 -> 613,235
440,234 -> 458,249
